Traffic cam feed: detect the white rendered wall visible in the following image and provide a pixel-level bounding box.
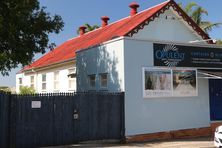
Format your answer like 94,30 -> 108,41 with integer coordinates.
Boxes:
76,39 -> 125,92
123,38 -> 210,136
132,9 -> 203,43
16,63 -> 76,93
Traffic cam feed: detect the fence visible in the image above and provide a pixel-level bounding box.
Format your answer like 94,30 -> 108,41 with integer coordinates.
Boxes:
0,92 -> 125,148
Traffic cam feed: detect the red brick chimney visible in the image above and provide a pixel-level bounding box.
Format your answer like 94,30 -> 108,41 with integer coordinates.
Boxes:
79,26 -> 87,36
129,2 -> 140,16
101,16 -> 110,27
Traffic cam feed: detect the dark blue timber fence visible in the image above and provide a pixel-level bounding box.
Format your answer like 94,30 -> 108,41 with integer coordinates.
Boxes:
0,92 -> 125,148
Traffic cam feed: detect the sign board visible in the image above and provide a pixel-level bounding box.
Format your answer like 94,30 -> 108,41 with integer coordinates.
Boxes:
154,43 -> 222,68
143,68 -> 172,98
31,101 -> 41,109
143,68 -> 198,98
172,69 -> 198,97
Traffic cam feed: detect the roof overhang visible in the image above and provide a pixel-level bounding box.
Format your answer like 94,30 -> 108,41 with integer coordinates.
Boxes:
198,69 -> 222,79
23,58 -> 76,74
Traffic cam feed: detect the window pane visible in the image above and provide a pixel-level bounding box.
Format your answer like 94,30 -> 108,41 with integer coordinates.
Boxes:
42,74 -> 46,82
100,74 -> 107,88
88,75 -> 96,88
42,83 -> 46,90
19,78 -> 22,84
31,76 -> 34,83
54,72 -> 59,81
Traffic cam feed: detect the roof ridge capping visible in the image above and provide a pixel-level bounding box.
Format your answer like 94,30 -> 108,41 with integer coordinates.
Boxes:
125,0 -> 213,44
167,0 -> 213,44
68,0 -> 171,41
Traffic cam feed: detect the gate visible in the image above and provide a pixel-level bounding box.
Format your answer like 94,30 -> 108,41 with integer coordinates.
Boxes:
0,92 -> 10,148
0,92 -> 125,148
209,79 -> 222,120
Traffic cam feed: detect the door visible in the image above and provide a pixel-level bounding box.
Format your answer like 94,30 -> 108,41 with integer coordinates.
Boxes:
209,79 -> 222,120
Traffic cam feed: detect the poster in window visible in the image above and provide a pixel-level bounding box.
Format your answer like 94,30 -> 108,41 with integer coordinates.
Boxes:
172,69 -> 197,96
143,68 -> 172,98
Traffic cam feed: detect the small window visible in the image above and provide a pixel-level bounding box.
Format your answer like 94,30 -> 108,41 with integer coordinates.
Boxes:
30,76 -> 34,88
19,78 -> 22,85
100,73 -> 108,88
68,68 -> 75,90
54,71 -> 59,90
19,78 -> 23,88
42,74 -> 46,91
88,75 -> 96,89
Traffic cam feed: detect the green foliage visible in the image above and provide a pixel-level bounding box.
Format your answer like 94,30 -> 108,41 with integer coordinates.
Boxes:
19,86 -> 36,94
77,23 -> 100,34
180,2 -> 221,34
0,0 -> 64,75
0,86 -> 11,93
216,40 -> 222,45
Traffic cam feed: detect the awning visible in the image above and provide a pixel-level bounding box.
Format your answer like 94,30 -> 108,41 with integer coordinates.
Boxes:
197,69 -> 222,79
67,73 -> 76,78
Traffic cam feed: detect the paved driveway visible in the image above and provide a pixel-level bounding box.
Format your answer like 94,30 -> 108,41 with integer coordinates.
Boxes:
45,137 -> 214,148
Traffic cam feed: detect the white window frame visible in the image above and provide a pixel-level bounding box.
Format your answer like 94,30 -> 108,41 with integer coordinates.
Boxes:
41,74 -> 47,91
68,68 -> 76,90
54,71 -> 59,91
88,74 -> 96,90
100,73 -> 108,89
30,76 -> 34,88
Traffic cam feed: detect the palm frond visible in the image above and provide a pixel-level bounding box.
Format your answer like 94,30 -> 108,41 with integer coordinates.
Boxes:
184,2 -> 198,15
192,7 -> 208,25
201,22 -> 222,33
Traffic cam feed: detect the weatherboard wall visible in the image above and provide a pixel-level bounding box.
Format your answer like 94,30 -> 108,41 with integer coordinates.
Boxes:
132,9 -> 203,43
76,39 -> 125,92
16,63 -> 76,93
123,38 -> 210,136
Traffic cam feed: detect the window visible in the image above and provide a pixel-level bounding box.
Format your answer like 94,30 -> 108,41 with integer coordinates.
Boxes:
30,76 -> 34,88
68,68 -> 75,90
88,75 -> 96,89
54,71 -> 59,90
100,73 -> 108,88
19,78 -> 23,88
42,74 -> 46,90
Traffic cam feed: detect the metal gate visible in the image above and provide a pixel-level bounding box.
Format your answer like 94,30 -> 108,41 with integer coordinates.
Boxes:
0,92 -> 125,148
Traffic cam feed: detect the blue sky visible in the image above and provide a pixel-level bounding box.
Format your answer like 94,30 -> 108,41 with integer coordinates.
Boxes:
0,0 -> 221,87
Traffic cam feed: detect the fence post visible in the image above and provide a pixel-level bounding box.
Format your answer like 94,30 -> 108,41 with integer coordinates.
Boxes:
120,92 -> 126,143
9,94 -> 16,148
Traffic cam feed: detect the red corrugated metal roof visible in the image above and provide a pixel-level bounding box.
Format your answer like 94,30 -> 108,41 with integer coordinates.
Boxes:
21,0 -> 211,72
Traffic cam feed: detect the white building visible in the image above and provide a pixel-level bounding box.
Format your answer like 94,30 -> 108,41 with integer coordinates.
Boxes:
76,0 -> 222,142
16,62 -> 76,93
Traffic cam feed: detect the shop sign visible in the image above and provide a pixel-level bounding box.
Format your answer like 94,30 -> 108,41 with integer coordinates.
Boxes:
154,43 -> 222,68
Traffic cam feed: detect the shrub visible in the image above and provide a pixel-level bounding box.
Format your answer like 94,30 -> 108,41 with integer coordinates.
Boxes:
19,86 -> 36,95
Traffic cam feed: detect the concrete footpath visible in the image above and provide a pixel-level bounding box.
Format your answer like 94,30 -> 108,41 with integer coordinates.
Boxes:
43,137 -> 214,148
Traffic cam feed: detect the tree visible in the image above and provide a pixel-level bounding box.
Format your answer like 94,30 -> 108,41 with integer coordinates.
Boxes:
0,0 -> 64,75
180,2 -> 221,34
77,23 -> 100,34
19,86 -> 36,94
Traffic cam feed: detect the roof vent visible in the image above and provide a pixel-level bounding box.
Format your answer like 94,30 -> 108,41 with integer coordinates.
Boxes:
79,26 -> 87,36
101,16 -> 110,27
129,2 -> 140,16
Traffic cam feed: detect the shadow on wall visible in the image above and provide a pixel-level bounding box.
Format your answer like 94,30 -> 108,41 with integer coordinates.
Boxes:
77,45 -> 122,92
